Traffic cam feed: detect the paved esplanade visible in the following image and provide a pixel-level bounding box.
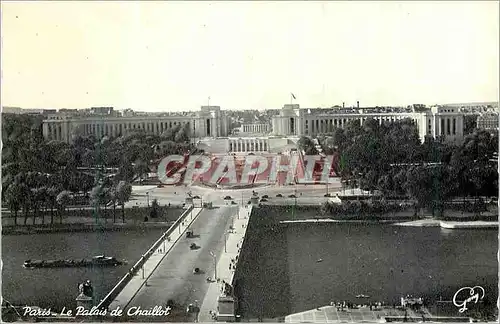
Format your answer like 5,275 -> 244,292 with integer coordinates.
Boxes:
127,183 -> 342,209
124,206 -> 237,321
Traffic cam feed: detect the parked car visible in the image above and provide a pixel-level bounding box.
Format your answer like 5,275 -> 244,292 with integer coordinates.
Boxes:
262,195 -> 269,199
260,198 -> 268,202
224,196 -> 232,200
288,194 -> 296,198
276,194 -> 283,198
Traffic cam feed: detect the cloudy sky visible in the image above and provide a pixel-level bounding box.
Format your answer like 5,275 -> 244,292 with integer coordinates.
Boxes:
2,1 -> 498,111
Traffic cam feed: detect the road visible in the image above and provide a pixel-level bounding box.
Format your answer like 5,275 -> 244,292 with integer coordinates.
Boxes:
127,182 -> 343,208
124,206 -> 237,322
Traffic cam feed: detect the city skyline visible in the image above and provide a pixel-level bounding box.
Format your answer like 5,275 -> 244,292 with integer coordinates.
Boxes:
2,1 -> 499,111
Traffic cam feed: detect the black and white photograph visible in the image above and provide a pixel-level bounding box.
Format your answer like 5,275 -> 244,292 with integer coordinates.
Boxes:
1,1 -> 499,322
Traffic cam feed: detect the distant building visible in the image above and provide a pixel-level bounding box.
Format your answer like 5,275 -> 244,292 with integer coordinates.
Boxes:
2,106 -> 57,115
272,103 -> 465,143
477,111 -> 499,131
89,107 -> 114,115
42,105 -> 230,142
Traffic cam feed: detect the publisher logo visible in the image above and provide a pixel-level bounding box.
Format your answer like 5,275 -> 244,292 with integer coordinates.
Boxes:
452,286 -> 485,313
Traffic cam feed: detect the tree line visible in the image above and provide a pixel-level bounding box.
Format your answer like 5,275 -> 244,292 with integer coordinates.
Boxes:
2,114 -> 195,225
297,117 -> 498,217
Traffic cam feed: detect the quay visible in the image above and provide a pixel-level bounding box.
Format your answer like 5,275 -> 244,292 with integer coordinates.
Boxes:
285,305 -> 471,323
198,205 -> 252,322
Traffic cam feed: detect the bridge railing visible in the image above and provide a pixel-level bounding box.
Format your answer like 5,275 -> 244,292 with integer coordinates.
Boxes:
97,204 -> 195,310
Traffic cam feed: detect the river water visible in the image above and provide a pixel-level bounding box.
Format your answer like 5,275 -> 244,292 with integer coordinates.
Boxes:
2,228 -> 166,312
3,216 -> 498,321
234,211 -> 498,319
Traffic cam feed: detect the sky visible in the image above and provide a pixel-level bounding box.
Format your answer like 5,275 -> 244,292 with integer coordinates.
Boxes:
1,1 -> 499,111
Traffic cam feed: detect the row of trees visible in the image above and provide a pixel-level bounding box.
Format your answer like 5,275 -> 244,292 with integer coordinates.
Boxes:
301,117 -> 498,216
2,114 -> 194,225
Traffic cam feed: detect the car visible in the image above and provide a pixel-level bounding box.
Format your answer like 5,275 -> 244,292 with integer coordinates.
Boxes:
276,194 -> 283,198
262,195 -> 269,199
288,194 -> 296,198
224,196 -> 232,200
260,198 -> 268,202
157,184 -> 165,188
193,195 -> 201,199
231,201 -> 237,205
324,193 -> 332,197
190,243 -> 198,250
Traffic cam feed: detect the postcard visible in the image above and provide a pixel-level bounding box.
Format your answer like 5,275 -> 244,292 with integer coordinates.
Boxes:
1,1 -> 498,323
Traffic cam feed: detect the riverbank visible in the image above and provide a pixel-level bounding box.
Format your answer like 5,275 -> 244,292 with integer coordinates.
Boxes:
2,221 -> 176,235
281,218 -> 498,229
281,219 -> 398,224
393,219 -> 499,228
1,206 -> 185,227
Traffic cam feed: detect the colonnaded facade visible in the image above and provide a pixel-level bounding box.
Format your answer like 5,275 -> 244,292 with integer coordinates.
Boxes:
271,104 -> 465,143
42,106 -> 230,142
42,102 -> 474,144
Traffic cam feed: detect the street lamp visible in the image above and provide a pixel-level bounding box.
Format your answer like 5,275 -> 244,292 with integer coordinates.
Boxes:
224,231 -> 229,253
209,251 -> 217,280
146,192 -> 150,207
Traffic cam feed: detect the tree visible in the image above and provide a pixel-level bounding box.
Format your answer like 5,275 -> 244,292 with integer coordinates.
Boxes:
463,115 -> 477,135
133,160 -> 150,183
31,187 -> 47,225
404,166 -> 432,216
5,183 -> 22,226
116,160 -> 134,183
56,191 -> 71,224
174,124 -> 190,143
150,199 -> 160,218
116,181 -> 132,223
332,128 -> 347,150
90,184 -> 104,220
109,186 -> 118,223
19,184 -> 32,225
46,186 -> 60,224
297,136 -> 318,155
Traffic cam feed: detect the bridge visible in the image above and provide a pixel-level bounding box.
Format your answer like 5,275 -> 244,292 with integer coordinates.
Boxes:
95,189 -> 253,322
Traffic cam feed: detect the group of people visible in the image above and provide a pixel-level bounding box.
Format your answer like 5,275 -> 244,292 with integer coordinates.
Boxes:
229,255 -> 239,271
